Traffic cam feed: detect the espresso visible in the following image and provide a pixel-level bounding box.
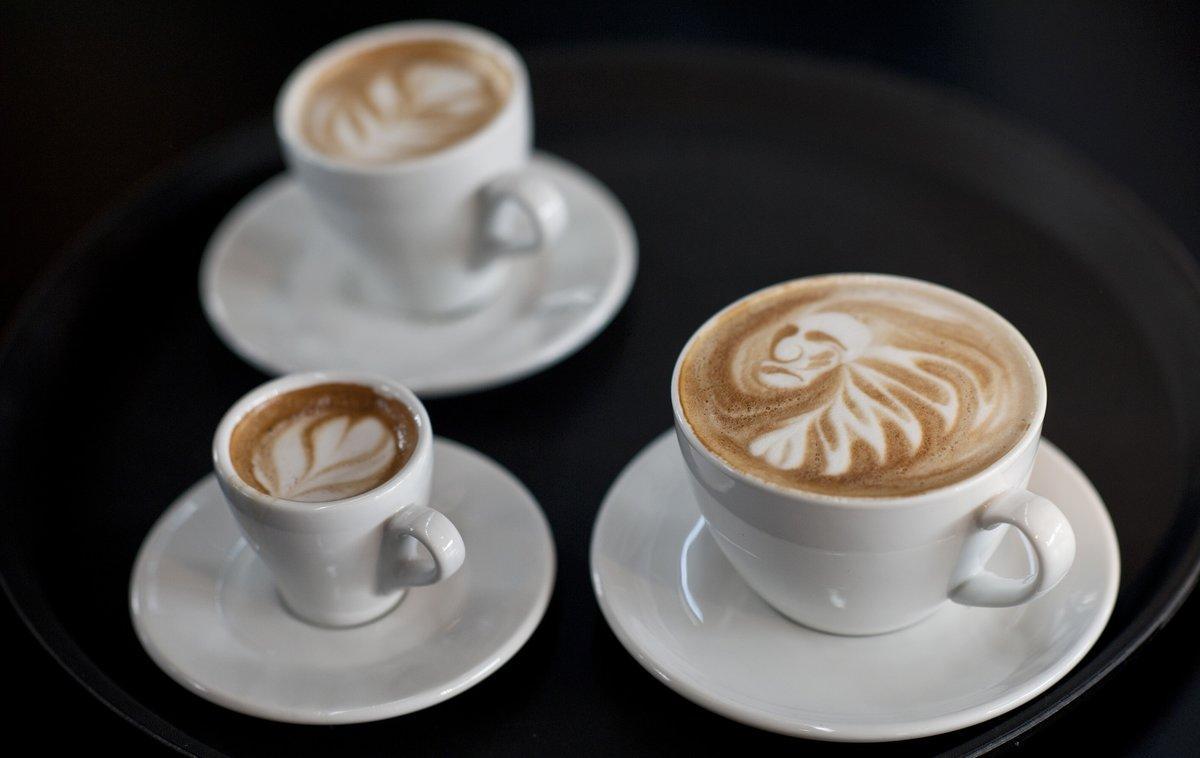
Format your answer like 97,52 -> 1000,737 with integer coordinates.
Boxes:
678,275 -> 1041,497
230,383 -> 419,502
297,37 -> 512,164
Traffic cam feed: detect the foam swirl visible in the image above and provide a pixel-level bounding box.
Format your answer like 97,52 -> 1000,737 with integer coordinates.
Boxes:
678,276 -> 1040,497
230,383 -> 418,503
298,39 -> 511,164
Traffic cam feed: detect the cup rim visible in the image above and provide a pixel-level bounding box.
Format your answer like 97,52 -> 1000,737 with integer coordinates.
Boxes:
212,370 -> 432,515
670,272 -> 1049,508
275,19 -> 527,175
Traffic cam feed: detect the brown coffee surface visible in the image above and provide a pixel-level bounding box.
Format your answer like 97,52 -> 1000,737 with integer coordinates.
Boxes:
678,275 -> 1041,497
298,38 -> 511,164
230,383 -> 419,502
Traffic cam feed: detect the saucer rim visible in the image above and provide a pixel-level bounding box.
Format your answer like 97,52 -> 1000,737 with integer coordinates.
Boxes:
589,432 -> 1120,742
129,437 -> 556,725
198,151 -> 638,397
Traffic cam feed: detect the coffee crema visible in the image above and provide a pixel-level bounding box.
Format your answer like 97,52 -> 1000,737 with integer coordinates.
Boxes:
297,37 -> 511,164
678,275 -> 1041,497
230,383 -> 419,503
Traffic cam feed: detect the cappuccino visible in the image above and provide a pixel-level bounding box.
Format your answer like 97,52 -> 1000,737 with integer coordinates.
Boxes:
296,37 -> 512,164
678,275 -> 1041,497
229,383 -> 419,502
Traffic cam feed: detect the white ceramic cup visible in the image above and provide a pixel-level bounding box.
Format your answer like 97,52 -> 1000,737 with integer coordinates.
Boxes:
276,21 -> 568,317
213,370 -> 465,627
671,278 -> 1077,636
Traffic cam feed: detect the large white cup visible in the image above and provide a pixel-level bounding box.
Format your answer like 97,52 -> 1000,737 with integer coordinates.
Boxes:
671,278 -> 1077,635
213,371 -> 465,627
276,21 -> 567,317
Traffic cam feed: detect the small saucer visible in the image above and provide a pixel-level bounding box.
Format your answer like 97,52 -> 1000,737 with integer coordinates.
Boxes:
130,438 -> 555,724
200,152 -> 637,396
590,432 -> 1119,742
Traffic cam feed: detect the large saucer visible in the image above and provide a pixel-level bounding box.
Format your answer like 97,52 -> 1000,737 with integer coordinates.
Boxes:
590,432 -> 1119,741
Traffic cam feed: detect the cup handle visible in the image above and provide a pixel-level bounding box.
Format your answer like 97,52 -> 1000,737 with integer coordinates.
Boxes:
386,505 -> 466,587
949,489 -> 1076,607
479,170 -> 569,255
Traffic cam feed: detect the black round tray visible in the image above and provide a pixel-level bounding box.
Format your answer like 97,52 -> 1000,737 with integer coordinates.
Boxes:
3,46 -> 1199,756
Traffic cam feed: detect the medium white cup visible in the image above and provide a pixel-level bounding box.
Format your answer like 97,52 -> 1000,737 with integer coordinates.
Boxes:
213,370 -> 465,627
671,279 -> 1077,636
276,21 -> 568,317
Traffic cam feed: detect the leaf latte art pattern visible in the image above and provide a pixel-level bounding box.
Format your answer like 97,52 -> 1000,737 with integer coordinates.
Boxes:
299,39 -> 512,163
679,276 -> 1041,497
251,414 -> 397,502
230,383 -> 418,503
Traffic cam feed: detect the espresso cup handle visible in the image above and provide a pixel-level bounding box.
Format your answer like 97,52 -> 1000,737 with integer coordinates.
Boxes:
949,489 -> 1076,607
386,505 -> 466,587
480,171 -> 569,255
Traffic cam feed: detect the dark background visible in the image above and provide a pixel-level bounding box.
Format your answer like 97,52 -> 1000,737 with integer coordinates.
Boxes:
3,2 -> 1198,754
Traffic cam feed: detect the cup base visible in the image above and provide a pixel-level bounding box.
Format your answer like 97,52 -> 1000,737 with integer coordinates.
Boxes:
764,598 -> 943,637
327,239 -> 513,321
278,588 -> 408,629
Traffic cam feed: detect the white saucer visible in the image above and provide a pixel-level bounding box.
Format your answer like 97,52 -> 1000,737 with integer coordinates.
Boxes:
200,152 -> 637,396
130,438 -> 555,724
590,432 -> 1119,742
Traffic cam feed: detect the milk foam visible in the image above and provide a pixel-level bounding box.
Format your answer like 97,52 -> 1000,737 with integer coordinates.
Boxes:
679,276 -> 1040,497
229,383 -> 418,503
298,39 -> 511,164
252,413 -> 397,502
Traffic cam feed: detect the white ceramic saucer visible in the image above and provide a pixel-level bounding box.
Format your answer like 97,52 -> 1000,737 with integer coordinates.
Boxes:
590,432 -> 1119,742
130,438 -> 555,724
200,152 -> 637,396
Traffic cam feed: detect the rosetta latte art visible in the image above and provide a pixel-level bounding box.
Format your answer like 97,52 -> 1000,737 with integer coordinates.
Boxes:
678,276 -> 1040,497
250,413 -> 398,502
230,383 -> 418,503
299,39 -> 511,163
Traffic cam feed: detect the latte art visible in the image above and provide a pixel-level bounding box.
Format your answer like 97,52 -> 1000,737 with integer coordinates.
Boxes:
298,38 -> 512,164
230,383 -> 418,503
679,275 -> 1041,497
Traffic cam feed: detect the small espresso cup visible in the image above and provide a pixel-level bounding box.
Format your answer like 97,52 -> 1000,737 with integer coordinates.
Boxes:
276,21 -> 568,317
213,371 -> 465,627
671,277 -> 1077,636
